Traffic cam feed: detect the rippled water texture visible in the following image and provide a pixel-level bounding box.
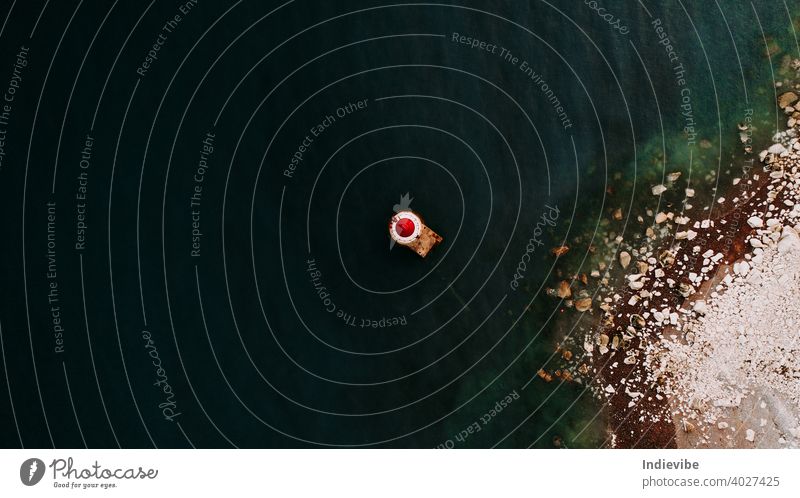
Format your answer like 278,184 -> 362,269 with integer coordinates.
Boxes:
0,0 -> 796,448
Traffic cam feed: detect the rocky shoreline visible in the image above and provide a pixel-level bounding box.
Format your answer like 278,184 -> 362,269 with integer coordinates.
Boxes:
540,61 -> 800,449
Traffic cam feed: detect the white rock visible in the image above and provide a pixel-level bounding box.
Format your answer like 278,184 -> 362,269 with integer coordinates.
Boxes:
778,226 -> 800,253
652,184 -> 667,195
693,301 -> 707,314
745,429 -> 755,442
619,251 -> 631,269
667,172 -> 682,182
768,143 -> 787,155
747,216 -> 764,228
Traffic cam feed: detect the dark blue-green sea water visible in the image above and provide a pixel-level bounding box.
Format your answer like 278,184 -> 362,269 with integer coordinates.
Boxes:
0,0 -> 797,448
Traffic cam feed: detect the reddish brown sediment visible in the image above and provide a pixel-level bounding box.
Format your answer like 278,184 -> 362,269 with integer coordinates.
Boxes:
585,140 -> 800,448
540,70 -> 800,447
579,160 -> 776,448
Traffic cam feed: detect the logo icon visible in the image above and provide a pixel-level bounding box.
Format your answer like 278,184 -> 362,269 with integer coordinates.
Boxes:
390,192 -> 414,250
20,458 -> 45,486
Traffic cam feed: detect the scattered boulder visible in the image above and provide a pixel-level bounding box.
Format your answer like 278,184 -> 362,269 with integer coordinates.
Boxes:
747,216 -> 764,228
574,298 -> 592,312
778,91 -> 799,109
556,280 -> 572,299
768,143 -> 787,155
778,226 -> 800,253
619,251 -> 631,269
652,184 -> 667,195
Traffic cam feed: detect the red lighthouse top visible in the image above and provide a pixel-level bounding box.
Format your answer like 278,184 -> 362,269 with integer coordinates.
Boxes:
389,211 -> 422,243
389,209 -> 442,258
395,217 -> 416,237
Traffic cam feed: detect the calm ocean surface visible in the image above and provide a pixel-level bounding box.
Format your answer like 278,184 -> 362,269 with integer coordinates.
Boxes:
0,0 -> 796,448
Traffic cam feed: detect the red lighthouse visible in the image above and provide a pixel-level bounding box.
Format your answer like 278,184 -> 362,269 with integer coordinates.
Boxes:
389,210 -> 442,258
